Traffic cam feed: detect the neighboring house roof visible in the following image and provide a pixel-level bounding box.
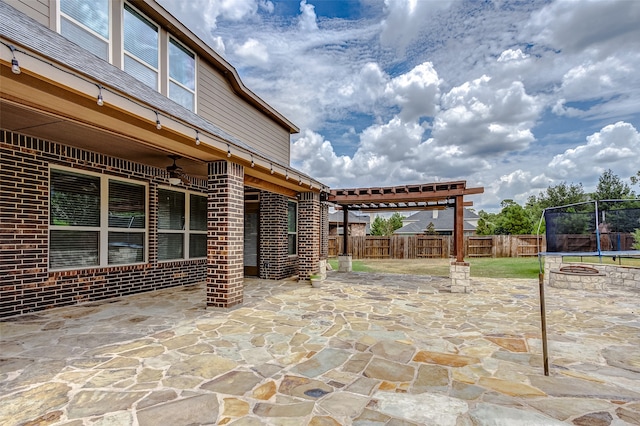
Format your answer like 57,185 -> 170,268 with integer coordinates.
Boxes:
328,211 -> 371,224
394,208 -> 478,234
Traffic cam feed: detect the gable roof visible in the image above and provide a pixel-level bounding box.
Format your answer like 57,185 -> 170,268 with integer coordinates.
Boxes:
394,208 -> 478,234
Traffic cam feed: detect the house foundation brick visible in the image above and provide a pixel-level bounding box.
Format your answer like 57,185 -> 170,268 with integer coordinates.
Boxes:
207,161 -> 244,309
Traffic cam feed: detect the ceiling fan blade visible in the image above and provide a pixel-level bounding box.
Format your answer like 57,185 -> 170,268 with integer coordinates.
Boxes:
179,172 -> 190,184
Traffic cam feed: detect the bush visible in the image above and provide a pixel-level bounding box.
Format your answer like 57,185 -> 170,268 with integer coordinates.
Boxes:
633,229 -> 640,250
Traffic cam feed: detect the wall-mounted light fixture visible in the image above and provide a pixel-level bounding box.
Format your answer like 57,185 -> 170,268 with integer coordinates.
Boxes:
9,45 -> 20,75
96,85 -> 104,106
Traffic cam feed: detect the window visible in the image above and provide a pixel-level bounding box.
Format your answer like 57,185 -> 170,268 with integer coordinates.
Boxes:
59,0 -> 110,60
288,200 -> 297,255
158,189 -> 207,261
123,3 -> 159,90
169,38 -> 196,111
50,168 -> 147,270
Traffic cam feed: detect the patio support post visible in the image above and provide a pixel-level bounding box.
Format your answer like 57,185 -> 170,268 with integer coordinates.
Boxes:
206,160 -> 244,309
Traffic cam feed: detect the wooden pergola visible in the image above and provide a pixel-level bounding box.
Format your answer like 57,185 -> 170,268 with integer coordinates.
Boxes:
327,181 -> 484,262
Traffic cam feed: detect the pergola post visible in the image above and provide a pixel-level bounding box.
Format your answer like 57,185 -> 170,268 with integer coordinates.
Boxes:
450,194 -> 471,293
454,195 -> 464,262
339,205 -> 352,272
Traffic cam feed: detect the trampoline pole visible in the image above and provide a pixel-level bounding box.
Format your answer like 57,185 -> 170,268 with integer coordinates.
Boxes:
538,272 -> 550,376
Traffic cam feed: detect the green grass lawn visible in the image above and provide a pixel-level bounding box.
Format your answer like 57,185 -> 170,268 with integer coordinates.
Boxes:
328,257 -> 542,279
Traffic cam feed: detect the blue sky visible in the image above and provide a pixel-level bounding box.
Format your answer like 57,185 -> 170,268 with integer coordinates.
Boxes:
158,0 -> 640,212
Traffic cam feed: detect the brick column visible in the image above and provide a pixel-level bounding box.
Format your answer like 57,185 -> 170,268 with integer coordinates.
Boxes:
320,202 -> 329,260
207,161 -> 244,309
298,192 -> 320,280
259,191 -> 295,280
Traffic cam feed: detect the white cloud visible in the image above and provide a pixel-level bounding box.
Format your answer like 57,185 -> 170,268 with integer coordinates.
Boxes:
384,62 -> 441,121
433,76 -> 542,155
548,122 -> 640,182
497,49 -> 529,63
529,0 -> 640,56
291,130 -> 352,186
298,0 -> 318,32
380,0 -> 454,53
234,38 -> 269,65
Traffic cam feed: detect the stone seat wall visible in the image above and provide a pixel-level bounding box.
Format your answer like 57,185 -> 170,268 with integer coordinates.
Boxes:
543,255 -> 640,290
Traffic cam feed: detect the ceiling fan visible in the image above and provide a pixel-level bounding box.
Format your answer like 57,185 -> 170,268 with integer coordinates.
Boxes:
166,155 -> 190,185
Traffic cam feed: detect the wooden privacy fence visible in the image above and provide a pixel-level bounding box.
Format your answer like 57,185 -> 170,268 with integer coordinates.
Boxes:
328,235 -> 547,259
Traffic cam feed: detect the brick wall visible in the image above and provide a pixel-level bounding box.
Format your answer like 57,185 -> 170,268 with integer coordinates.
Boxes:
298,192 -> 320,279
0,130 -> 207,318
259,191 -> 297,279
206,161 -> 244,308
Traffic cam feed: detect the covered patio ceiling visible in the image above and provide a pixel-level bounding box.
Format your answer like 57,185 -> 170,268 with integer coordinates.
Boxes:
327,181 -> 484,262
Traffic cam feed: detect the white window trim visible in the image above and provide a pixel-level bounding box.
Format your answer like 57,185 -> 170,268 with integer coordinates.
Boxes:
288,200 -> 298,257
157,186 -> 207,262
57,0 -> 112,63
168,36 -> 197,112
122,2 -> 160,91
49,166 -> 149,271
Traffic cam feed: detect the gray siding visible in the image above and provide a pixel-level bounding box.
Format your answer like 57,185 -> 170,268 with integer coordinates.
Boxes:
198,61 -> 290,165
3,0 -> 49,25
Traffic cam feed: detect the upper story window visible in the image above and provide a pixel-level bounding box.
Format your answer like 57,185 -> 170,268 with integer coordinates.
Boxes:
123,3 -> 159,90
59,0 -> 110,61
169,38 -> 196,111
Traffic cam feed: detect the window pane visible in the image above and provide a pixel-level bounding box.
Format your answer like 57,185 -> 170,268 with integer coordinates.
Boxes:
60,17 -> 109,60
158,189 -> 185,230
60,0 -> 109,38
51,169 -> 100,227
190,194 -> 207,231
158,233 -> 184,260
288,234 -> 297,256
169,81 -> 195,111
124,5 -> 158,68
109,180 -> 145,228
124,55 -> 158,89
108,232 -> 144,264
169,38 -> 195,90
189,234 -> 207,258
50,230 -> 99,269
288,201 -> 297,233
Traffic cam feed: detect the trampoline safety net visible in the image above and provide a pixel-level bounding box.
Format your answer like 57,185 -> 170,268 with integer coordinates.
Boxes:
544,200 -> 640,253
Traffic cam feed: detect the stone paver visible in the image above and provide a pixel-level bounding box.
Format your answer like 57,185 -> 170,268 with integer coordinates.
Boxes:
0,272 -> 639,425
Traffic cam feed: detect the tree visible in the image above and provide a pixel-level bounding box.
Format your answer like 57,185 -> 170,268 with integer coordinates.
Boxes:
370,213 -> 405,236
388,212 -> 405,233
475,210 -> 497,235
370,216 -> 387,236
594,169 -> 635,200
424,222 -> 437,235
494,200 -> 533,235
526,182 -> 587,210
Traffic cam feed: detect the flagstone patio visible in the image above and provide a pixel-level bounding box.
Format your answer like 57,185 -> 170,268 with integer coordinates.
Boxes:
1,272 -> 639,425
